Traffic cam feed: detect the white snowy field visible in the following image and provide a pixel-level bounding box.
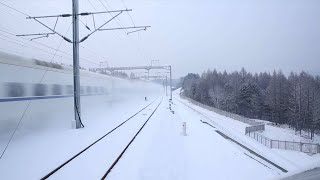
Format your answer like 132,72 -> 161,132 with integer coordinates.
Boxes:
1,89 -> 319,179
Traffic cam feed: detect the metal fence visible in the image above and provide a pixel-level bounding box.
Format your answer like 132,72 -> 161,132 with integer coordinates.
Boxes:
180,94 -> 320,154
247,131 -> 320,154
180,95 -> 261,126
245,124 -> 265,134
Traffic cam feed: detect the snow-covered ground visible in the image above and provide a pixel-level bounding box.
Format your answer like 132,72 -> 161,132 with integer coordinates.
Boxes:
0,92 -> 161,179
1,89 -> 319,179
175,90 -> 320,179
107,97 -> 278,180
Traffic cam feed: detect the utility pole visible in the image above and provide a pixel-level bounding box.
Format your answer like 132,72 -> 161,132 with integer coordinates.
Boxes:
72,0 -> 81,128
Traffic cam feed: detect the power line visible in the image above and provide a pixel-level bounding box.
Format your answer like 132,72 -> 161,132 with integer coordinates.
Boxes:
80,44 -> 109,62
103,0 -> 149,60
0,31 -> 99,66
120,0 -> 136,27
0,27 -> 68,55
97,0 -> 149,61
0,36 -> 27,47
86,0 -> 150,63
0,32 -> 72,61
0,2 -> 29,17
0,26 -> 99,66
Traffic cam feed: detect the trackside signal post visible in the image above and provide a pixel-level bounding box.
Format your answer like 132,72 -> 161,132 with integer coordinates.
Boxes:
18,0 -> 151,129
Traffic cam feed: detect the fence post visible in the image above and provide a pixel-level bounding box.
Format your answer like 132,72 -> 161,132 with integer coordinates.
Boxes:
271,140 -> 273,148
300,142 -> 302,152
285,141 -> 287,150
260,135 -> 262,143
266,138 -> 268,147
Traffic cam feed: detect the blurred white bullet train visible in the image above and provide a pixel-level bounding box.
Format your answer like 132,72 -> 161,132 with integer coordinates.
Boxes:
0,51 -> 161,132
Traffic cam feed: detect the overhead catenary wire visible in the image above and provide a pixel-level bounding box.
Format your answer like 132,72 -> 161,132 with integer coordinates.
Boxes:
83,0 -> 150,63
0,36 -> 27,47
0,26 -> 68,54
0,32 -> 73,61
0,1 -> 29,17
95,0 -> 150,61
103,0 -> 149,60
0,31 -> 98,66
120,0 -> 136,27
86,0 -> 132,59
0,27 -> 99,66
80,44 -> 109,63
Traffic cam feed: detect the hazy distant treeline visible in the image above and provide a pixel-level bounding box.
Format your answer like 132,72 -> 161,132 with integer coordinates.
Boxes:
182,68 -> 320,138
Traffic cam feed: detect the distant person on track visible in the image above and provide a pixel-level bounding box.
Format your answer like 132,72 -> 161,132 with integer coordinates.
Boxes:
145,97 -> 147,101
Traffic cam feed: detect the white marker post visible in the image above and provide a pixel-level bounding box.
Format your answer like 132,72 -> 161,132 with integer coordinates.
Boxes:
182,122 -> 187,136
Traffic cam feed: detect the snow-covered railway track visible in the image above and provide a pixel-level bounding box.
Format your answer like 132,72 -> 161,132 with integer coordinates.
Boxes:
41,97 -> 162,180
101,97 -> 163,179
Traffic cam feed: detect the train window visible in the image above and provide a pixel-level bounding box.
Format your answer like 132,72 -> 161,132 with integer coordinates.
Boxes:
33,84 -> 47,96
6,82 -> 25,97
94,86 -> 98,94
52,84 -> 62,95
99,87 -> 104,93
66,85 -> 73,95
86,86 -> 91,94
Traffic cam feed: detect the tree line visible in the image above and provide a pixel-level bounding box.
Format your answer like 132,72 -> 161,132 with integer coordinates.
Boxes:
182,68 -> 320,139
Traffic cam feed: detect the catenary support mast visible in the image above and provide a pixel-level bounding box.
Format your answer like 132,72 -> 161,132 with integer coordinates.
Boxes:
72,0 -> 82,128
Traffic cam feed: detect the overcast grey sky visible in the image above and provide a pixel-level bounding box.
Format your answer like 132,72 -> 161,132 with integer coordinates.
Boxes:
0,0 -> 319,78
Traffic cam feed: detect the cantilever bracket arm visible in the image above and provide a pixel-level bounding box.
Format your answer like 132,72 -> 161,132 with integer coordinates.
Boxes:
80,11 -> 123,43
99,26 -> 151,31
24,17 -> 72,43
127,28 -> 146,35
78,9 -> 132,16
16,32 -> 55,37
22,9 -> 135,43
16,32 -> 55,41
30,34 -> 49,41
25,9 -> 132,19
